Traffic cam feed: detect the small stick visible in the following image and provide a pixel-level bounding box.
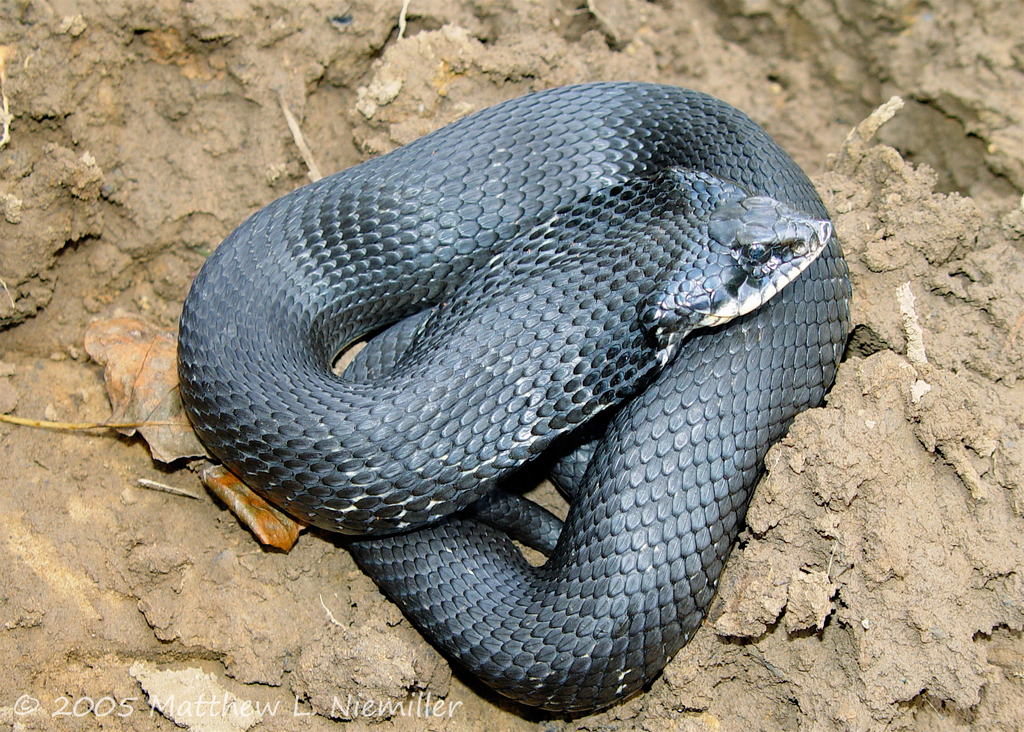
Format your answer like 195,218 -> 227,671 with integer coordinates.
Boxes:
398,0 -> 411,39
0,46 -> 13,149
0,276 -> 14,309
319,594 -> 344,627
137,478 -> 202,500
0,414 -> 176,431
278,91 -> 323,182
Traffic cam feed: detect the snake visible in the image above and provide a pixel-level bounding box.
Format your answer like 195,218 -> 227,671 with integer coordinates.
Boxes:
177,82 -> 851,713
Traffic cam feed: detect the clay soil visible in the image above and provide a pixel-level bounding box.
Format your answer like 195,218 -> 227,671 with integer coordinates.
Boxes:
1,1 -> 1022,731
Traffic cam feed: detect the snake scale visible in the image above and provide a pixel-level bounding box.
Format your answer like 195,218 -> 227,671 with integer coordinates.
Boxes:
178,82 -> 851,713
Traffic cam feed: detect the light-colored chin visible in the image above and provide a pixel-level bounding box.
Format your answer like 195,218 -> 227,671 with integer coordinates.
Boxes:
705,262 -> 809,326
695,311 -> 737,328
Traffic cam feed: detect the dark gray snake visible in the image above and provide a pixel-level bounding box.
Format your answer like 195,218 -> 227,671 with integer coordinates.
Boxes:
177,82 -> 850,713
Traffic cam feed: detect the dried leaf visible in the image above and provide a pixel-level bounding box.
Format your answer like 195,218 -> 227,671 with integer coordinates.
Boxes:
200,464 -> 303,550
84,314 -> 207,463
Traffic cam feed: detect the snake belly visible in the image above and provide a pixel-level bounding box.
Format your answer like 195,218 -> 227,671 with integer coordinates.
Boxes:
177,82 -> 851,712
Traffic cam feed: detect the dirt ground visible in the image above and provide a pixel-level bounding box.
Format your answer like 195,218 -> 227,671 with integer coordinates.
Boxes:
1,1 -> 1022,730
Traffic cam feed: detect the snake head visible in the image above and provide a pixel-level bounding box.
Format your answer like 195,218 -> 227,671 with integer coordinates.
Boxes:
641,191 -> 833,367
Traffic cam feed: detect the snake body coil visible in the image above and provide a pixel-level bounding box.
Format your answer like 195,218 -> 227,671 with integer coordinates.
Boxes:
178,82 -> 850,712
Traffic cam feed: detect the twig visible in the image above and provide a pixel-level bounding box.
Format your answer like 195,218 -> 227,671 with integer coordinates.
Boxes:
0,413 -> 176,431
319,594 -> 344,627
0,91 -> 10,149
398,0 -> 411,39
278,91 -> 322,182
0,46 -> 14,149
826,539 -> 839,581
137,478 -> 202,500
0,276 -> 14,309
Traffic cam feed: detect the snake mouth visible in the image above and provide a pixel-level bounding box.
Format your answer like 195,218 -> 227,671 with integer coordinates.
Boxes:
699,215 -> 833,324
641,194 -> 833,366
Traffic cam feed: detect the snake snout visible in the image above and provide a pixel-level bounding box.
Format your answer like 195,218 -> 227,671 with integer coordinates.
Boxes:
701,195 -> 834,322
709,195 -> 832,267
639,194 -> 833,367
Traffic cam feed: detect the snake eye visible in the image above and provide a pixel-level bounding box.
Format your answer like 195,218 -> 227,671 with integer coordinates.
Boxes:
743,242 -> 771,264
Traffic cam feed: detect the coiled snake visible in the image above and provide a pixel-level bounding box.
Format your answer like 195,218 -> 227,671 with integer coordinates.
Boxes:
178,82 -> 850,713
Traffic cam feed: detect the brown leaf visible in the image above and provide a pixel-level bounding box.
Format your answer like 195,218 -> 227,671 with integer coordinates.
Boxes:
200,464 -> 303,550
84,314 -> 207,463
